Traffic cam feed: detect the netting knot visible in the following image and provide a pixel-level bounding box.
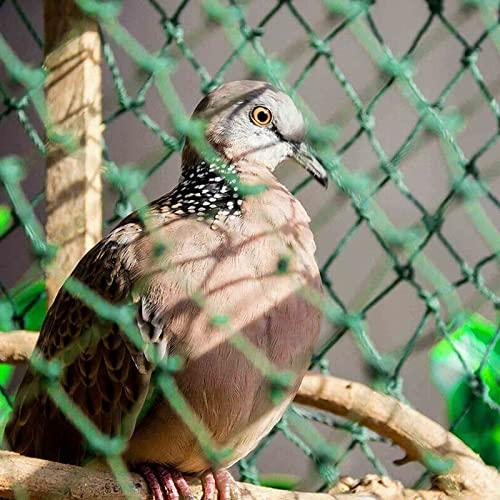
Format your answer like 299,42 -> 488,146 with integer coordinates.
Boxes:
313,443 -> 339,485
164,20 -> 184,43
276,255 -> 291,274
393,263 -> 414,281
241,25 -> 264,41
309,35 -> 330,56
461,47 -> 479,68
319,358 -> 330,374
341,312 -> 365,331
419,290 -> 440,313
386,376 -> 404,397
157,355 -> 185,376
460,262 -> 474,282
357,110 -> 375,131
380,54 -> 414,79
30,350 -> 62,383
209,314 -> 229,327
2,96 -> 23,111
0,156 -> 23,184
464,160 -> 479,178
320,269 -> 333,289
425,0 -> 443,14
455,176 -> 482,200
130,97 -> 145,109
307,123 -> 340,149
422,212 -> 443,233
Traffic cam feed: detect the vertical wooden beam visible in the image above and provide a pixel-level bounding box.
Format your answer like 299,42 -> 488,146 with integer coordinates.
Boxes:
44,1 -> 102,304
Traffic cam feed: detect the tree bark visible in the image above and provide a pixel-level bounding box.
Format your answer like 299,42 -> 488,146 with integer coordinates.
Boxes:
297,374 -> 500,498
0,451 -> 347,500
44,0 -> 103,305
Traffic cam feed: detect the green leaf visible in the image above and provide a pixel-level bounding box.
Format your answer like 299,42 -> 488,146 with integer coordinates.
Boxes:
0,205 -> 13,238
0,301 -> 15,332
14,280 -> 47,331
430,314 -> 500,466
1,279 -> 47,331
0,279 -> 47,439
0,362 -> 13,413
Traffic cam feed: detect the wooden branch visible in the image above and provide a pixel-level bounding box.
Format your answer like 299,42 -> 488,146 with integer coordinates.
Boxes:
0,451 -> 460,499
328,475 -> 449,499
44,0 -> 103,305
0,331 -> 37,364
1,331 -> 499,498
0,451 -> 348,500
296,374 -> 500,498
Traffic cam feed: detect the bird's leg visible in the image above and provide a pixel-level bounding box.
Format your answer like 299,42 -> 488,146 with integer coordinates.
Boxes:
170,469 -> 195,499
135,463 -> 195,500
136,464 -> 166,500
201,470 -> 216,499
201,469 -> 241,500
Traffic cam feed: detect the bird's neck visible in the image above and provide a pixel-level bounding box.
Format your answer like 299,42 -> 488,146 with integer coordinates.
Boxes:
166,160 -> 243,220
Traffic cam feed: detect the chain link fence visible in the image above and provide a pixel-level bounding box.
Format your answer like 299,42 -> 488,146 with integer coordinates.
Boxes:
0,0 -> 499,495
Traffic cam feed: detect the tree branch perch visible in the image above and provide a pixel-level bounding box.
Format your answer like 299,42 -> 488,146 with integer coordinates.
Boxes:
0,451 -> 346,499
0,331 -> 37,364
296,374 -> 500,498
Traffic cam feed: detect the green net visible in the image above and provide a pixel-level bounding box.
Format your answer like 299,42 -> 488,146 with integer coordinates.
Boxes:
0,0 -> 499,494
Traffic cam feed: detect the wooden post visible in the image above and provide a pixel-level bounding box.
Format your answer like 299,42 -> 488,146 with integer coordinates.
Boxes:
44,0 -> 102,305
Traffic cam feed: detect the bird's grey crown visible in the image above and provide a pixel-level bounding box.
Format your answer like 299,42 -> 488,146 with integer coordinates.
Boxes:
165,160 -> 243,221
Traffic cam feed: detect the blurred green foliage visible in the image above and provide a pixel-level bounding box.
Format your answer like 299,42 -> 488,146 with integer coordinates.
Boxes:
0,279 -> 46,436
0,206 -> 13,238
430,315 -> 500,467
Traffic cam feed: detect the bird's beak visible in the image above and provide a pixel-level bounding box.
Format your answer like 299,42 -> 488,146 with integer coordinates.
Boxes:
291,142 -> 328,188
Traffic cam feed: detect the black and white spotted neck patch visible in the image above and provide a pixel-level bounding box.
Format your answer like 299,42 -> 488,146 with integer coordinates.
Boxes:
162,160 -> 243,221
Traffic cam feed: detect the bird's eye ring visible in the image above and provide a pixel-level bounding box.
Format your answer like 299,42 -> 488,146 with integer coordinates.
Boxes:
250,106 -> 272,126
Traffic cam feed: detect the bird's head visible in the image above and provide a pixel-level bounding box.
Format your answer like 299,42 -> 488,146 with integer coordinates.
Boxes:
182,80 -> 328,187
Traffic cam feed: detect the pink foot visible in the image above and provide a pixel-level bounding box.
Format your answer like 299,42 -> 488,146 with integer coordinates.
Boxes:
135,464 -> 195,500
201,469 -> 241,500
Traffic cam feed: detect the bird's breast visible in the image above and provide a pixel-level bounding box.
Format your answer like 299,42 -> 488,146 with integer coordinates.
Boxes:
127,186 -> 322,471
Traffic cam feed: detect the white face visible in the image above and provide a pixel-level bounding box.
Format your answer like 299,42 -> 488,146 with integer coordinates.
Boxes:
220,105 -> 294,168
202,83 -> 306,171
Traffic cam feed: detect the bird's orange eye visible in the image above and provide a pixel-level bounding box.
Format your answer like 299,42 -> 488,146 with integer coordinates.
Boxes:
250,106 -> 272,126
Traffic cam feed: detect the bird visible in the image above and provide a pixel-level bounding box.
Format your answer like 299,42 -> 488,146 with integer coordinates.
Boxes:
7,80 -> 326,500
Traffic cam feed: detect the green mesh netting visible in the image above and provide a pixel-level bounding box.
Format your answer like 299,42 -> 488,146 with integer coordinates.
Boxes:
0,0 -> 499,494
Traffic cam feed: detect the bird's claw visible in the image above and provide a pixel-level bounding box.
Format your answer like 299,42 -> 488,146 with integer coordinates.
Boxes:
201,469 -> 241,500
136,463 -> 194,500
136,464 -> 240,500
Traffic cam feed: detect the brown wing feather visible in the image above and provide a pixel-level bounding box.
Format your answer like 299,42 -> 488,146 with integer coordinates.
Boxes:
6,221 -> 157,465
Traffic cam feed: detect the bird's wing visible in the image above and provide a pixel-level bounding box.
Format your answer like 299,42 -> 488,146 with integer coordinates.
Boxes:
6,220 -> 169,464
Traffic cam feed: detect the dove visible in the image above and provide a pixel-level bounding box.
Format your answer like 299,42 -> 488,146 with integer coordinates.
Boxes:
7,80 -> 326,499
